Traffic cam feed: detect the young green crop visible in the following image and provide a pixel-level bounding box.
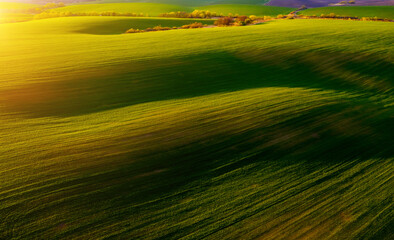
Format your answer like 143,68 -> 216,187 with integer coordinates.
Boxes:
0,18 -> 393,239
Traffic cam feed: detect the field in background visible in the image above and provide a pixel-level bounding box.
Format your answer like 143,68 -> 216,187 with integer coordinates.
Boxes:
195,4 -> 295,16
80,0 -> 271,6
49,3 -> 294,17
50,3 -> 191,16
0,17 -> 393,239
300,6 -> 394,19
8,16 -> 215,34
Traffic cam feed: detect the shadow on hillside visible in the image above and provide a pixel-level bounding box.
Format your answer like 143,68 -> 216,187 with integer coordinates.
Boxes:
2,96 -> 393,239
1,48 -> 393,118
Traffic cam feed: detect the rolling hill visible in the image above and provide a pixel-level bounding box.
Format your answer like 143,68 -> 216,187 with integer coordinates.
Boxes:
48,3 -> 294,17
300,6 -> 394,19
0,17 -> 393,239
266,0 -> 394,7
195,4 -> 295,16
89,0 -> 271,6
50,3 -> 192,16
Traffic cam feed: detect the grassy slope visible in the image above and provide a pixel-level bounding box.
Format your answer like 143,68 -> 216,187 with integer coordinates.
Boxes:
300,6 -> 394,19
18,17 -> 215,34
51,3 -> 192,16
196,4 -> 295,16
0,18 -> 393,239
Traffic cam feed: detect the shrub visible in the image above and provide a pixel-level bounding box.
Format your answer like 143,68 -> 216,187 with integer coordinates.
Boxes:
234,15 -> 253,25
214,17 -> 234,26
159,10 -> 220,19
277,14 -> 284,18
181,22 -> 205,29
236,15 -> 248,22
145,26 -> 172,32
125,28 -> 145,33
348,0 -> 355,3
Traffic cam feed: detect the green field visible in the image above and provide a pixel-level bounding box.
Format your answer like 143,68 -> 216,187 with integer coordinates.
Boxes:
85,0 -> 270,6
49,3 -> 292,17
196,4 -> 295,16
0,16 -> 393,239
20,17 -> 215,34
300,6 -> 394,19
51,3 -> 192,16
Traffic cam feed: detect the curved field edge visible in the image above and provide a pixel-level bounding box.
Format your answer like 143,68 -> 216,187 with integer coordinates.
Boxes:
300,6 -> 394,19
0,19 -> 393,239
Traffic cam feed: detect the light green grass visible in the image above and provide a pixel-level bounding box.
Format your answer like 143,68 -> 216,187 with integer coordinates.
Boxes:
196,4 -> 295,16
51,3 -> 192,16
300,6 -> 394,19
0,18 -> 393,239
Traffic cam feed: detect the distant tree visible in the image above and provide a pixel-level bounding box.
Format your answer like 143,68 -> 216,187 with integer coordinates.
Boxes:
236,15 -> 248,22
125,28 -> 145,33
348,0 -> 355,4
214,17 -> 234,26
